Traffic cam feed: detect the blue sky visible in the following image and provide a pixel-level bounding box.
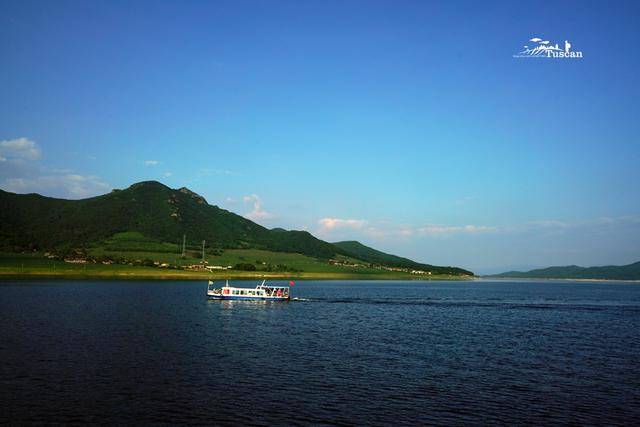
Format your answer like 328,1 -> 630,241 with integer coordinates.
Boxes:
1,0 -> 639,273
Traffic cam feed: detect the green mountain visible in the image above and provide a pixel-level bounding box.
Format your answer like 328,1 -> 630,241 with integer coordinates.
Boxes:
334,241 -> 472,275
0,180 -> 472,275
490,261 -> 640,280
0,181 -> 339,258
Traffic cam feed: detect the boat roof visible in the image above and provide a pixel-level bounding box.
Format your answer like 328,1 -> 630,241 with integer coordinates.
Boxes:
219,284 -> 289,289
216,280 -> 289,289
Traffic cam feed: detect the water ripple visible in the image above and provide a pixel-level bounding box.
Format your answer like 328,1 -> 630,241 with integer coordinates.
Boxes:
1,279 -> 639,424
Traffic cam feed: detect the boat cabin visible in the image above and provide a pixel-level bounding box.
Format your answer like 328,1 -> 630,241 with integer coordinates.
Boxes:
207,280 -> 290,300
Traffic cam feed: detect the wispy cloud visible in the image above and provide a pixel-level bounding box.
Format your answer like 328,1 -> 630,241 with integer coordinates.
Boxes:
454,195 -> 478,206
363,225 -> 414,239
309,214 -> 639,274
318,218 -> 368,232
315,216 -> 493,240
144,160 -> 161,166
312,213 -> 640,245
0,137 -> 41,161
0,136 -> 111,199
417,224 -> 496,235
200,168 -> 240,177
503,216 -> 640,236
163,171 -> 173,177
243,194 -> 275,222
2,174 -> 110,199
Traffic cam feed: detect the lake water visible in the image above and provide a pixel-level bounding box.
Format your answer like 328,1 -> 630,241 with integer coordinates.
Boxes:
1,279 -> 639,424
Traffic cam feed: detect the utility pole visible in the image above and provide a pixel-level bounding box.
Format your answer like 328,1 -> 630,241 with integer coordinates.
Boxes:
181,234 -> 186,258
202,240 -> 205,263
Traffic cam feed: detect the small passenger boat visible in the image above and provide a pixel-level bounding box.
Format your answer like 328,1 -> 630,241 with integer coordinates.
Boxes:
207,279 -> 290,301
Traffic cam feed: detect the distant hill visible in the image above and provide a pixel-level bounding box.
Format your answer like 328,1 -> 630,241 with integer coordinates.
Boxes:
490,261 -> 640,280
0,181 -> 472,275
334,241 -> 472,275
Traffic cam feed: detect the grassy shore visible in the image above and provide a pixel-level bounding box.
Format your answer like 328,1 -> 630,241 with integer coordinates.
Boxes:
0,252 -> 470,281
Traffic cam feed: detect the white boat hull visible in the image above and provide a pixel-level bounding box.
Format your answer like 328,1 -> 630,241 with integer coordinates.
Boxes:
207,292 -> 289,301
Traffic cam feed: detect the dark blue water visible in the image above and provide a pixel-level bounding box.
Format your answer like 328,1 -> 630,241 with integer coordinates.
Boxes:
1,280 -> 639,425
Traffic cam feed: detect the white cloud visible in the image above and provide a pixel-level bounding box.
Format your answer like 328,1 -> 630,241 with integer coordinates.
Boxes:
163,172 -> 173,177
318,218 -> 368,232
243,194 -> 275,222
2,174 -> 110,199
0,137 -> 42,161
0,155 -> 5,162
144,160 -> 161,166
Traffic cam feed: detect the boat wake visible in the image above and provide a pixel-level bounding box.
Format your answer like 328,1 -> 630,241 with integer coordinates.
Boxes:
305,297 -> 640,312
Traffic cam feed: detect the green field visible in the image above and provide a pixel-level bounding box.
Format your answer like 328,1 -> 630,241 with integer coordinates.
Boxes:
0,251 -> 469,281
0,232 -> 471,281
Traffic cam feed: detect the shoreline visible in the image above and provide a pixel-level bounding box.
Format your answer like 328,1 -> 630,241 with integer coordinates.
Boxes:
0,270 -> 471,282
0,252 -> 473,282
3,268 -> 637,283
3,271 -> 638,283
477,277 -> 640,283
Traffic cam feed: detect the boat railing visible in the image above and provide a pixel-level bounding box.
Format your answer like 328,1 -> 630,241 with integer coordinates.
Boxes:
208,280 -> 290,298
